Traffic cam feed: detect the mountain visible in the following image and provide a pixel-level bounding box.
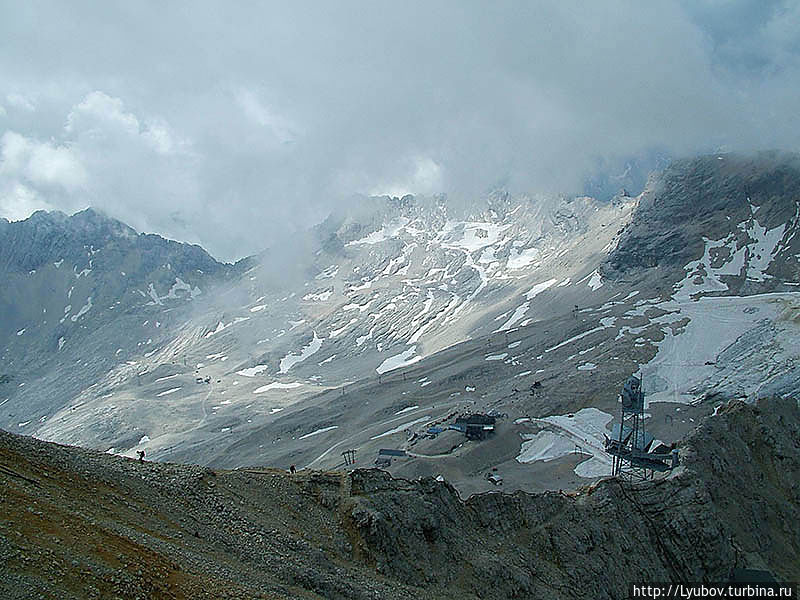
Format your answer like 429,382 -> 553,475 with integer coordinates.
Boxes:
0,208 -> 233,449
12,189 -> 635,472
1,152 -> 799,500
605,151 -> 800,282
1,396 -> 797,599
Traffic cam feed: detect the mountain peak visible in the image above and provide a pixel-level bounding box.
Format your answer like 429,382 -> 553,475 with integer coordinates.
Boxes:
67,207 -> 138,238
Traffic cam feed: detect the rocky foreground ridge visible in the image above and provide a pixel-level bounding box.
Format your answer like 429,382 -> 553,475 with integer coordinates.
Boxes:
1,396 -> 798,599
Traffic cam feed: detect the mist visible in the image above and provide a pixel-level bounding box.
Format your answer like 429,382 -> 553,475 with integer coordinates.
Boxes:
1,0 -> 798,261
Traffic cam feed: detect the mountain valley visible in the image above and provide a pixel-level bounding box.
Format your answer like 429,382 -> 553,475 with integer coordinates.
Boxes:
1,153 -> 799,500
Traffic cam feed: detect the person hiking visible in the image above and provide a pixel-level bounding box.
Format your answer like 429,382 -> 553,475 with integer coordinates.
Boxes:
137,450 -> 146,463
289,464 -> 296,474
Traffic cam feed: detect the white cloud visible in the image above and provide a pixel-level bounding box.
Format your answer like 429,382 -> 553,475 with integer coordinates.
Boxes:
0,92 -> 198,245
0,182 -> 55,221
0,2 -> 798,260
234,88 -> 296,144
66,91 -> 139,136
0,131 -> 87,191
65,92 -> 188,158
60,92 -> 198,235
141,120 -> 178,154
5,92 -> 35,112
27,140 -> 87,190
369,157 -> 443,198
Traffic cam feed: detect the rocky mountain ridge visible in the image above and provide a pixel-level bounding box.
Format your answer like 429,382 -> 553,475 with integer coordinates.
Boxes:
1,152 -> 799,501
5,185 -> 633,465
605,151 -> 800,284
0,208 -> 232,446
1,396 -> 797,599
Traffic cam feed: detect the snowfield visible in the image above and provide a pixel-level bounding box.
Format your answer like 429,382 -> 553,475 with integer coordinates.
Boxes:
376,346 -> 422,374
641,292 -> 800,404
279,332 -> 323,373
517,408 -> 614,478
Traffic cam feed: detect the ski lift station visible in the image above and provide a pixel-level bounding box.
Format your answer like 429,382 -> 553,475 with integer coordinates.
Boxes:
604,375 -> 679,480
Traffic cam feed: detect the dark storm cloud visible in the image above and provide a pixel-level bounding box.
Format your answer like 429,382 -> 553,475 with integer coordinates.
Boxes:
0,1 -> 798,260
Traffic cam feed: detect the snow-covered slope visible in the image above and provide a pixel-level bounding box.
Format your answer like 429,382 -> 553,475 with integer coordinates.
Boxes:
25,190 -> 634,460
3,152 -> 800,497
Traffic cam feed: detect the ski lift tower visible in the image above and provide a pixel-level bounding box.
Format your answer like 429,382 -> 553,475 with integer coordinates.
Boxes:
605,374 -> 679,480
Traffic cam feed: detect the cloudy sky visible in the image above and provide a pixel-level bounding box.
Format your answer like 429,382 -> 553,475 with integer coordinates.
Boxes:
1,1 -> 798,261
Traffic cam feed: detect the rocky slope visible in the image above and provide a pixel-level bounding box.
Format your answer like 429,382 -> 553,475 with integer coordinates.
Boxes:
1,396 -> 797,599
9,186 -> 635,468
605,151 -> 800,287
0,208 -> 234,442
171,152 -> 800,488
1,152 -> 799,499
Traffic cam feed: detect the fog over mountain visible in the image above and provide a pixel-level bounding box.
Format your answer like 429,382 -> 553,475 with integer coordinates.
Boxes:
1,1 -> 799,260
2,153 -> 800,597
3,3 -> 800,595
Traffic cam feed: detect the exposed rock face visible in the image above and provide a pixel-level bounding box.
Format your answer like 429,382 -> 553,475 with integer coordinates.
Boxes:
0,208 -> 231,437
340,397 -> 799,598
605,152 -> 800,285
1,397 -> 797,599
0,207 -> 224,276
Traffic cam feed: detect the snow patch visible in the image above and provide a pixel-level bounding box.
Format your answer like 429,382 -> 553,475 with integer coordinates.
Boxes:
254,382 -> 303,393
517,431 -> 575,463
205,317 -> 250,338
237,365 -> 270,377
299,425 -> 339,439
157,387 -> 182,397
587,270 -> 603,291
517,407 -> 614,478
279,332 -> 323,373
347,218 -> 409,245
496,302 -> 529,332
544,326 -> 606,354
525,278 -> 557,300
303,289 -> 333,302
371,416 -> 430,440
70,296 -> 93,321
376,346 -> 422,374
507,247 -> 540,270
